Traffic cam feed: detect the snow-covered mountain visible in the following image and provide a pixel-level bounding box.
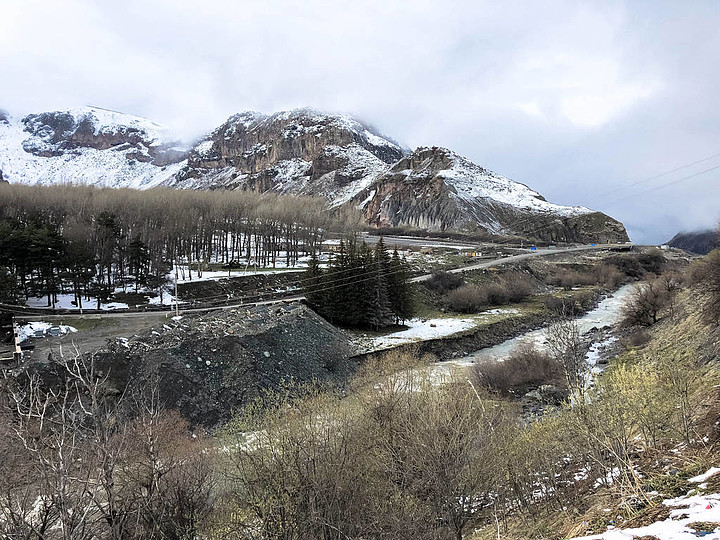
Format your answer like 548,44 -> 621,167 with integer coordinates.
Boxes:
0,107 -> 187,189
0,106 -> 628,242
354,146 -> 627,242
165,108 -> 404,203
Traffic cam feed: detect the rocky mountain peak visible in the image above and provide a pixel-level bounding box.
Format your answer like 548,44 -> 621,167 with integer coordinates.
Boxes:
18,107 -> 188,166
0,107 -> 187,188
168,108 -> 404,198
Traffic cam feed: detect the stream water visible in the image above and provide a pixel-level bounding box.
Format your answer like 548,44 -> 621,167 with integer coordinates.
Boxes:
430,283 -> 637,381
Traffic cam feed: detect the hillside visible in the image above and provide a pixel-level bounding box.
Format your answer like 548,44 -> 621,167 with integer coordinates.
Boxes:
667,229 -> 718,254
0,105 -> 629,242
354,146 -> 628,242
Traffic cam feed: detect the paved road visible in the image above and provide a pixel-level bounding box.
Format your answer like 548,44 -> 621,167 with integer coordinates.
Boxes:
410,244 -> 627,282
360,234 -> 481,250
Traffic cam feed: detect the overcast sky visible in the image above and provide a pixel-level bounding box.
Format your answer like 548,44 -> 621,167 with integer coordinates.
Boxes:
1,0 -> 718,243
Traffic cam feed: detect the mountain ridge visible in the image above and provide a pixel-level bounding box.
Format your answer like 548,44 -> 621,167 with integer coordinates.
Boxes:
0,105 -> 629,242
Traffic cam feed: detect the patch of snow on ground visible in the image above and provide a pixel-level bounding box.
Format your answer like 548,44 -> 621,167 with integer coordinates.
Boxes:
372,317 -> 476,349
25,294 -> 128,311
690,467 -> 720,484
17,322 -> 77,342
173,267 -> 303,284
570,491 -> 720,540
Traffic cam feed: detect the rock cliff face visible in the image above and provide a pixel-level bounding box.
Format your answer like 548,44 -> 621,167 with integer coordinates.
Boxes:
166,108 -> 403,203
352,147 -> 628,243
667,230 -> 719,255
21,108 -> 187,165
0,107 -> 187,188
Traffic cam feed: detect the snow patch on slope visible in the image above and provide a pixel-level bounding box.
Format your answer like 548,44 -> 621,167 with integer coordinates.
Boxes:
436,148 -> 592,217
68,107 -> 166,141
325,144 -> 391,206
0,110 -> 185,189
271,108 -> 402,153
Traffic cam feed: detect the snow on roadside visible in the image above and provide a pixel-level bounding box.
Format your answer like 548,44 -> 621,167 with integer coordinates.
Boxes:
173,267 -> 303,284
570,467 -> 720,540
17,322 -> 77,342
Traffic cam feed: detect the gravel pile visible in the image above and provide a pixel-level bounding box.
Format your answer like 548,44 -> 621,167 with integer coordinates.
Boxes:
48,302 -> 354,427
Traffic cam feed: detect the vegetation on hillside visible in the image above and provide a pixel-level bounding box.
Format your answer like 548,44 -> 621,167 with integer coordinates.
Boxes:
2,245 -> 718,539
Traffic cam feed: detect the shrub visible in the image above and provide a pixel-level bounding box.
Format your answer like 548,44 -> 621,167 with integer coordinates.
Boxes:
607,250 -> 666,279
425,270 -> 464,293
637,249 -> 667,275
574,290 -> 597,310
472,343 -> 563,394
544,295 -> 577,316
485,283 -> 509,305
549,267 -> 595,289
502,274 -> 533,302
446,284 -> 487,313
689,249 -> 720,325
594,263 -> 624,288
621,278 -> 670,327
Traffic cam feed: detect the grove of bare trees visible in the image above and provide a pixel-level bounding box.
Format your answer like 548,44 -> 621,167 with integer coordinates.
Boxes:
0,183 -> 358,309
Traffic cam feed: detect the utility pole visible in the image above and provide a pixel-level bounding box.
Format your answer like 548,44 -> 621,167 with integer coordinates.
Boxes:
12,316 -> 22,363
174,262 -> 180,317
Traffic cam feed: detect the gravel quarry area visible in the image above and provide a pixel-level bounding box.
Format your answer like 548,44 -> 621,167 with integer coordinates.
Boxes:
22,302 -> 355,427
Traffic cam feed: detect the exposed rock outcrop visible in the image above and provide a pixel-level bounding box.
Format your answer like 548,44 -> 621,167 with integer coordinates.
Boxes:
166,108 -> 403,200
21,108 -> 188,166
352,146 -> 628,243
0,105 -> 629,242
0,107 -> 188,188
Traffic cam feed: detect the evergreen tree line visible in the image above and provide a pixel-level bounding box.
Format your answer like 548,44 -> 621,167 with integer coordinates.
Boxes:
0,183 -> 358,308
304,238 -> 414,329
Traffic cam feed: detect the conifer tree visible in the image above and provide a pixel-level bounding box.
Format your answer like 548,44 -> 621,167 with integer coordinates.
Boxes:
304,251 -> 324,310
387,247 -> 414,324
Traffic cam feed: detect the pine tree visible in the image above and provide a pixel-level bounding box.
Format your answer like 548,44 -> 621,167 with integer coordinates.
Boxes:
388,247 -> 414,324
321,240 -> 350,325
302,239 -> 412,329
304,251 -> 324,310
127,234 -> 150,292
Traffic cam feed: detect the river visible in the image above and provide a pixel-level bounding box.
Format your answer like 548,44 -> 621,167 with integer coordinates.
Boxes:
430,283 -> 637,381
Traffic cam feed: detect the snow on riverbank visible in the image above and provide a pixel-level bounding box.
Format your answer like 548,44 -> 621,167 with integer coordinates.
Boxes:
371,317 -> 476,349
365,308 -> 520,351
570,467 -> 720,540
